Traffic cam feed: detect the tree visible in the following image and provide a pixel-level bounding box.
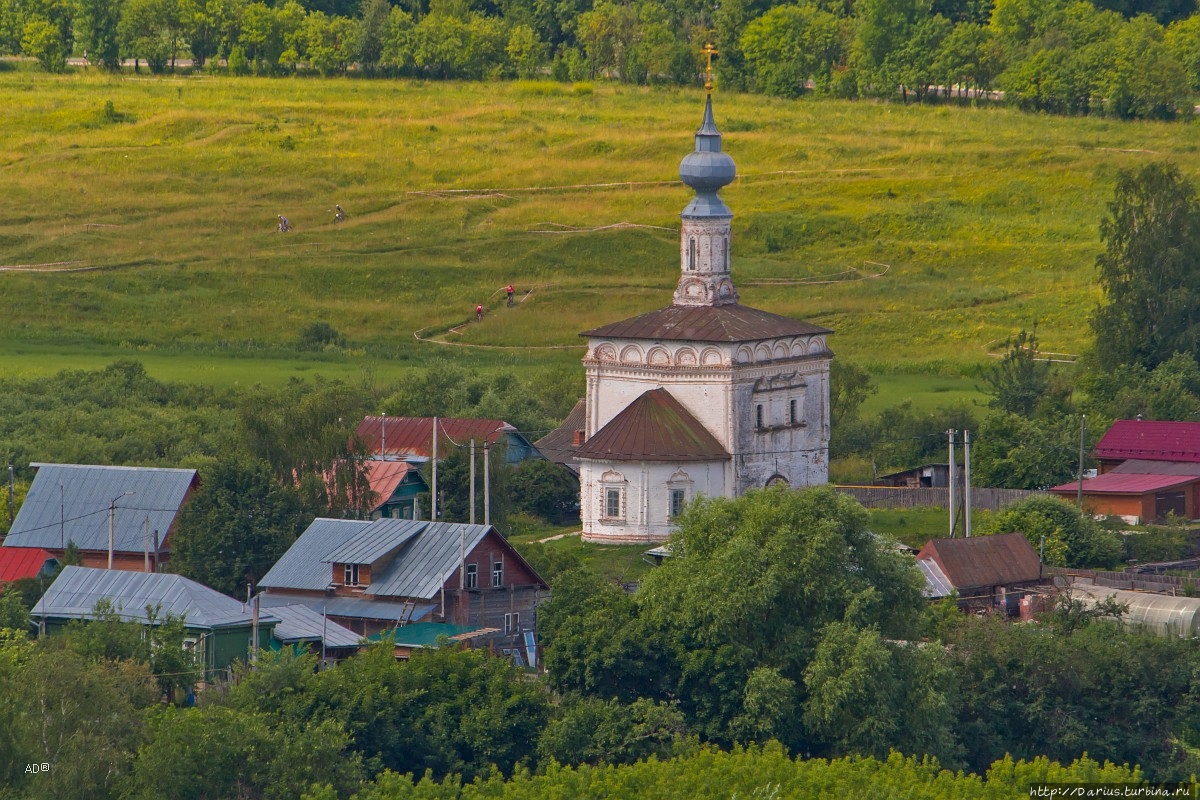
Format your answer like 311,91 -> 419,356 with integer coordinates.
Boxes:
740,4 -> 843,97
1103,14 -> 1191,119
985,495 -> 1122,568
634,487 -> 928,747
75,0 -> 123,69
970,411 -> 1088,490
171,457 -> 306,597
357,0 -> 391,73
1092,161 -> 1200,371
509,458 -> 578,524
118,0 -> 176,72
0,585 -> 28,631
830,359 -> 877,430
537,697 -> 688,768
979,327 -> 1053,417
21,15 -> 69,70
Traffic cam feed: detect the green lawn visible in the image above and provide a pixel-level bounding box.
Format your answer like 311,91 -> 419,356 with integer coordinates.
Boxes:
2,73 -> 1197,392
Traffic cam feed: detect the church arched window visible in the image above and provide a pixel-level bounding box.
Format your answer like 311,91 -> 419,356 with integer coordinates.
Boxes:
689,238 -> 697,270
725,236 -> 730,269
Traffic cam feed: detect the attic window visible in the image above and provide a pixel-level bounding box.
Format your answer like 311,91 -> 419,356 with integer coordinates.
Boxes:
465,563 -> 478,590
492,559 -> 504,587
343,563 -> 361,587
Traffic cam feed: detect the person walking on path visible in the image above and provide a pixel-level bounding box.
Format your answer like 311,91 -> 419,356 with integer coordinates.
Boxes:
506,285 -> 515,306
476,304 -> 484,322
277,215 -> 290,233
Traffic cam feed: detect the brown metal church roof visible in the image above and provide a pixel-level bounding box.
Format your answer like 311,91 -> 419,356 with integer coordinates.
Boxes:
575,389 -> 729,463
582,303 -> 831,343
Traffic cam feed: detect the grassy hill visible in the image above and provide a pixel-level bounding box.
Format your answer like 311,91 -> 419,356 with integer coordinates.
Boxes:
3,70 -> 1198,394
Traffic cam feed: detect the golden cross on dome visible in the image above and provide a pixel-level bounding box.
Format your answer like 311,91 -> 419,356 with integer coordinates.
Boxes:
701,43 -> 718,91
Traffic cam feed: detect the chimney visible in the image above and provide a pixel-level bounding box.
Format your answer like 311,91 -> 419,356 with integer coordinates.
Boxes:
572,429 -> 585,447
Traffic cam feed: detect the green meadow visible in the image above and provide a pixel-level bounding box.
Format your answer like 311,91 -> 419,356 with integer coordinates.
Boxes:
3,70 -> 1198,400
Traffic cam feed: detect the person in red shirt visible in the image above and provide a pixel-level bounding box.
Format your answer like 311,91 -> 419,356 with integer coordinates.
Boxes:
505,285 -> 514,306
476,304 -> 484,322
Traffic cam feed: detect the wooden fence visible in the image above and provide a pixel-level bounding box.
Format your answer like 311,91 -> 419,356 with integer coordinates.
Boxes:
834,485 -> 1046,512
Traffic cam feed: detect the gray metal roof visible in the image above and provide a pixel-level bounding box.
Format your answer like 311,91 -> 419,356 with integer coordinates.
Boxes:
321,519 -> 426,565
258,592 -> 436,623
31,565 -> 272,630
268,603 -> 363,648
261,517 -> 496,601
4,464 -> 197,553
259,518 -> 372,591
364,521 -> 491,600
917,558 -> 954,599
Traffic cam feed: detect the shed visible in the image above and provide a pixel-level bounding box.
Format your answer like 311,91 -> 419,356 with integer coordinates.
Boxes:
916,533 -> 1044,613
875,464 -> 950,489
1072,584 -> 1200,638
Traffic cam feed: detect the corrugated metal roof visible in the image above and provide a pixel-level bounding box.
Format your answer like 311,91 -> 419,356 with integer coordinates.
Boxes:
356,417 -> 516,459
575,389 -> 729,462
1049,472 -> 1200,495
3,464 -> 197,553
0,547 -> 58,582
31,565 -> 270,630
364,460 -> 419,511
321,519 -> 427,565
1110,459 -> 1200,475
260,518 -> 372,591
258,592 -> 437,623
1094,420 -> 1200,463
917,558 -> 954,598
534,398 -> 585,474
365,521 -> 492,599
917,533 -> 1042,590
269,603 -> 363,648
582,303 -> 831,342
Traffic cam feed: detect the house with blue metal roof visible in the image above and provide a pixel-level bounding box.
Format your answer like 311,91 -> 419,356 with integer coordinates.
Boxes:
2,463 -> 199,572
32,566 -> 363,676
260,517 -> 549,650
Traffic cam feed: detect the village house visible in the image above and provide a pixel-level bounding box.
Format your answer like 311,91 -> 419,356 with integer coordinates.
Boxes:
916,532 -> 1045,614
1,463 -> 198,571
32,566 -> 362,677
1049,419 -> 1200,523
354,416 -> 543,520
258,517 -> 548,652
0,546 -> 60,586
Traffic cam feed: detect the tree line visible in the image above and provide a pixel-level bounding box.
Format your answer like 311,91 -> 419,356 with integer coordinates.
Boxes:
5,0 -> 1200,119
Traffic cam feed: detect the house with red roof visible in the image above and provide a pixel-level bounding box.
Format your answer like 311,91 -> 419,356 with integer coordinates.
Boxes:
1049,419 -> 1200,523
0,547 -> 60,585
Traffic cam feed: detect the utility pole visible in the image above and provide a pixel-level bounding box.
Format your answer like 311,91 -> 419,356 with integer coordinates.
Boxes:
431,417 -> 439,521
469,439 -> 476,525
1077,414 -> 1087,510
947,430 -> 957,538
964,429 -> 972,538
483,441 -> 491,527
108,491 -> 134,570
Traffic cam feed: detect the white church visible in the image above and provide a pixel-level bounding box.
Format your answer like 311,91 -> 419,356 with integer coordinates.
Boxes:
541,93 -> 833,544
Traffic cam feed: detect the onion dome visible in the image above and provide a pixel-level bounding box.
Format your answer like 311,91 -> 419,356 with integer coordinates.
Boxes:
679,94 -> 736,217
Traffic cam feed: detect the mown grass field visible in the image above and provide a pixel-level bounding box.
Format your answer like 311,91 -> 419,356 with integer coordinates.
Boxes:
4,70 -> 1200,397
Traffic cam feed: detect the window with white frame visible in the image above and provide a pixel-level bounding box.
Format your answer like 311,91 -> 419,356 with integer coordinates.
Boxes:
464,563 -> 478,589
604,487 -> 622,519
669,488 -> 686,519
342,563 -> 360,586
492,559 -> 504,587
504,612 -> 520,635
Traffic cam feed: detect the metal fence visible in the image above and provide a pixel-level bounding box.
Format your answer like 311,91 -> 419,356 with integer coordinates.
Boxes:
834,485 -> 1046,512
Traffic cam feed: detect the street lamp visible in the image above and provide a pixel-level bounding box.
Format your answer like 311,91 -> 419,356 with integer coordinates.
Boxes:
108,491 -> 135,569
